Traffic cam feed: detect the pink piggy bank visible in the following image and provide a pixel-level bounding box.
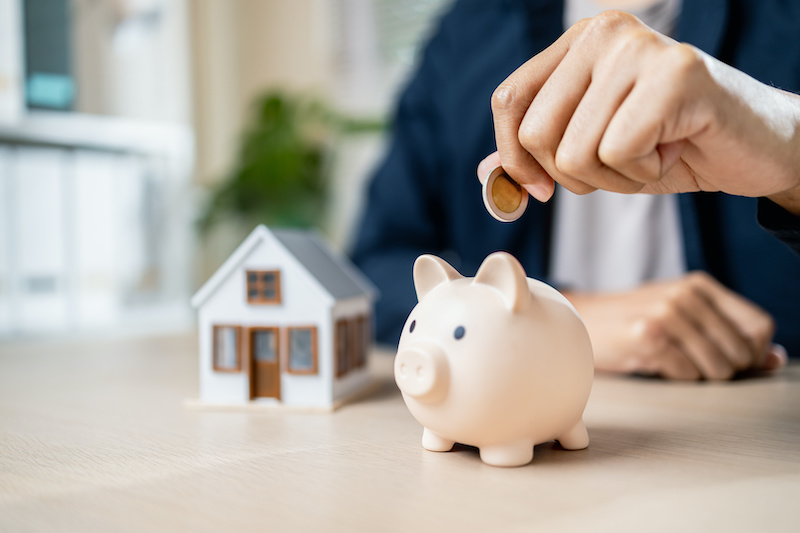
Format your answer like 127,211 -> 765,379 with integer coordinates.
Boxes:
394,252 -> 594,467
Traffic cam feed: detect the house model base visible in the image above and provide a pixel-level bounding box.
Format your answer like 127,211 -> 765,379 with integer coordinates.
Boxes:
183,377 -> 383,413
190,225 -> 378,411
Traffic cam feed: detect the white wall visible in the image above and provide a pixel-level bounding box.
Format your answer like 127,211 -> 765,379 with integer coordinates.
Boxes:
72,0 -> 192,124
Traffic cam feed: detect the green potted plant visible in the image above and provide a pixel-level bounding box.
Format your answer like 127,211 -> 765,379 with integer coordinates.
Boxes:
198,89 -> 383,233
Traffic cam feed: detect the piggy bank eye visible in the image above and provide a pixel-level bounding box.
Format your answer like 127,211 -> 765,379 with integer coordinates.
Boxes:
454,326 -> 465,340
409,320 -> 416,333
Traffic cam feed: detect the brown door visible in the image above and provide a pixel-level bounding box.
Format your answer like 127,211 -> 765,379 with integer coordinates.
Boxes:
249,327 -> 280,399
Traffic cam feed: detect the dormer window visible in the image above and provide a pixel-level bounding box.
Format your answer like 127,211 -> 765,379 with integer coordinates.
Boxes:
246,270 -> 281,304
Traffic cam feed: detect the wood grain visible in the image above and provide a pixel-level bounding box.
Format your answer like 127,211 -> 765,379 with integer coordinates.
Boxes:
1,333 -> 799,532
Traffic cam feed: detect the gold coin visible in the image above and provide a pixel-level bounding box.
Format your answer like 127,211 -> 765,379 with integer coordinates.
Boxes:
482,166 -> 528,223
492,173 -> 523,213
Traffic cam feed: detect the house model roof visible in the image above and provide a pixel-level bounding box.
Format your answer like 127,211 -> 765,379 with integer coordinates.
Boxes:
191,225 -> 377,308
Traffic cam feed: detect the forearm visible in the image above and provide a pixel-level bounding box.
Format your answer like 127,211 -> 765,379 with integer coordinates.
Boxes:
735,83 -> 800,215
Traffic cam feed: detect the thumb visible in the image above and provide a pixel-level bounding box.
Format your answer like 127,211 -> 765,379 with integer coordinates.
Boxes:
477,152 -> 502,184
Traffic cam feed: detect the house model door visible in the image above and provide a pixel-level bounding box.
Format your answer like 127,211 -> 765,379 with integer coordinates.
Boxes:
249,327 -> 280,400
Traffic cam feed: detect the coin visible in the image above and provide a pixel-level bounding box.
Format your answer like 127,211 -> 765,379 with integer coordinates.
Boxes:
482,166 -> 528,222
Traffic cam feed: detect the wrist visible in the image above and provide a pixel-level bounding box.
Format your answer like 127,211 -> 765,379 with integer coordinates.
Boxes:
767,185 -> 800,217
767,91 -> 800,216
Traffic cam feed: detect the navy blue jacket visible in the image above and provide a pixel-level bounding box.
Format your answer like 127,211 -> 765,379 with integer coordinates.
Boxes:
351,0 -> 800,353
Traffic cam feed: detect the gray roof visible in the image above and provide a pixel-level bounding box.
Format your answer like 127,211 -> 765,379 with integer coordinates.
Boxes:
272,228 -> 376,301
192,225 -> 376,309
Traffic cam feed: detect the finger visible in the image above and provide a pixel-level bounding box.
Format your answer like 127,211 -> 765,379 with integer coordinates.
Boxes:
670,281 -> 754,371
516,42 -> 596,196
654,342 -> 702,381
555,32 -> 658,194
660,303 -> 736,380
598,80 -> 665,183
492,64 -> 557,202
689,272 -> 775,367
491,20 -> 590,201
599,44 -> 711,188
477,152 -> 502,184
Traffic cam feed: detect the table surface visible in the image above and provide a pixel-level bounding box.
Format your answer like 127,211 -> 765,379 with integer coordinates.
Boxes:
2,332 -> 800,532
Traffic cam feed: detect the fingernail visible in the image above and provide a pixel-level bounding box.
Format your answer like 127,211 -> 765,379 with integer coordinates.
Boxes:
522,183 -> 553,203
760,343 -> 788,371
772,343 -> 788,367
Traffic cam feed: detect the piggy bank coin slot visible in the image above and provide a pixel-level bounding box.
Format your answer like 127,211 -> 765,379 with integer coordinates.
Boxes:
482,166 -> 528,222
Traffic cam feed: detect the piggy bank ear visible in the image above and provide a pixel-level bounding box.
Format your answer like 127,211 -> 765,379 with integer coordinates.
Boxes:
413,255 -> 462,301
473,252 -> 530,312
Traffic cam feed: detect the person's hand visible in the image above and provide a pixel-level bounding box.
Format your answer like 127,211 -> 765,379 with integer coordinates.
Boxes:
561,272 -> 786,380
480,11 -> 800,215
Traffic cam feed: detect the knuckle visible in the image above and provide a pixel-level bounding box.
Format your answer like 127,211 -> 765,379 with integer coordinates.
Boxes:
554,146 -> 593,177
597,142 -> 628,169
588,10 -> 638,33
685,270 -> 713,291
570,17 -> 593,34
518,120 -> 548,155
664,43 -> 705,80
654,297 -> 680,322
749,313 -> 776,344
491,83 -> 518,113
574,12 -> 640,52
634,316 -> 669,348
611,28 -> 661,60
664,285 -> 687,306
759,313 -> 776,337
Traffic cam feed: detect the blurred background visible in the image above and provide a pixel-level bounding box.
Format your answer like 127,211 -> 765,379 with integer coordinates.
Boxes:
0,0 -> 452,339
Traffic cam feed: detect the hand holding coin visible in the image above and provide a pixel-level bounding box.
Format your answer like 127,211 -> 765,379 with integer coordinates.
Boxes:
482,166 -> 528,222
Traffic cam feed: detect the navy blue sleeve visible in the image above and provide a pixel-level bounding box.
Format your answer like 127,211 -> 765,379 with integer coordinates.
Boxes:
757,198 -> 800,256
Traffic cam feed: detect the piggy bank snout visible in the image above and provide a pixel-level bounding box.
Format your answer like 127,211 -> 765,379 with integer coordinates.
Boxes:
394,344 -> 448,401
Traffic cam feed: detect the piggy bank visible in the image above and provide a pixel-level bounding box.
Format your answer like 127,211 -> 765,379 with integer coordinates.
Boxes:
394,252 -> 594,467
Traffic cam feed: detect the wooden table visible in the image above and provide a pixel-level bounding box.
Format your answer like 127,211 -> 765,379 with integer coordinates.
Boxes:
2,333 -> 799,532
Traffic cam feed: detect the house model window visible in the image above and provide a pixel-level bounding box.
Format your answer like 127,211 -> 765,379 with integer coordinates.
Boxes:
288,327 -> 318,375
252,328 -> 278,363
246,270 -> 281,304
336,316 -> 369,378
213,325 -> 241,372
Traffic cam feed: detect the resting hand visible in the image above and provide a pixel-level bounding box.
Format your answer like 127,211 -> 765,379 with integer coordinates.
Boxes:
482,11 -> 800,215
562,272 -> 786,380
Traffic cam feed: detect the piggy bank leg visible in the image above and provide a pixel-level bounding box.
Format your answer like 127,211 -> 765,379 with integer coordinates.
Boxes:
422,428 -> 455,452
478,440 -> 534,467
556,419 -> 590,450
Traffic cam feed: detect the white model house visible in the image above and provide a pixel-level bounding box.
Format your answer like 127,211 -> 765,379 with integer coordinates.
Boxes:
191,225 -> 377,410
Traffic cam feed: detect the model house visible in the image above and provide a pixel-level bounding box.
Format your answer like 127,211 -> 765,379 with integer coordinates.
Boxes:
191,225 -> 377,410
